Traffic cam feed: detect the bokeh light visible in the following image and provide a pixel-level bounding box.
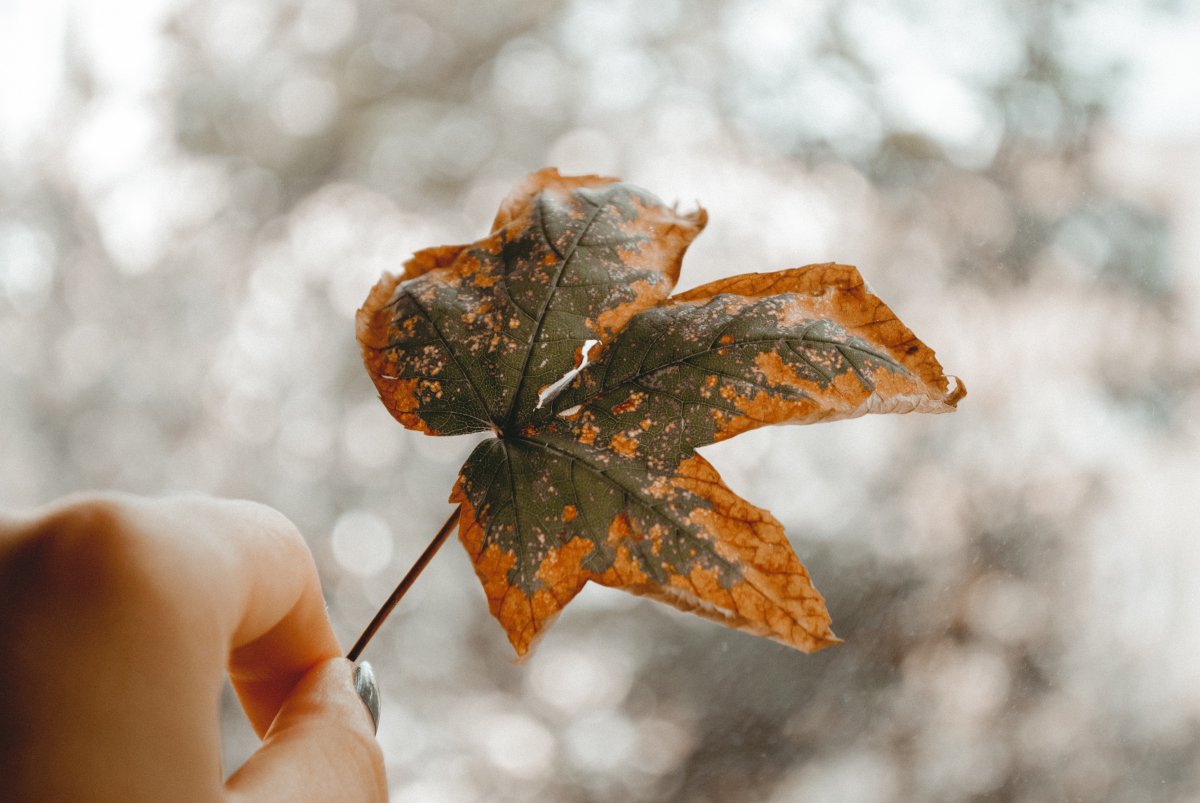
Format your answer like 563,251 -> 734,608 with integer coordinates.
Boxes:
3,0 -> 1199,801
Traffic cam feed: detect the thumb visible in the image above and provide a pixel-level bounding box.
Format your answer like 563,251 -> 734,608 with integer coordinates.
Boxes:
225,658 -> 386,803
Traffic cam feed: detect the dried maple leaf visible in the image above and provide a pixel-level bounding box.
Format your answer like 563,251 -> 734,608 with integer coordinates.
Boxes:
355,168 -> 965,658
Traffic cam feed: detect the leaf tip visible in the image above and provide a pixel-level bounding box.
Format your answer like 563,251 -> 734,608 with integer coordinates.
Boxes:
944,374 -> 967,407
809,640 -> 842,654
681,200 -> 708,232
491,167 -> 622,232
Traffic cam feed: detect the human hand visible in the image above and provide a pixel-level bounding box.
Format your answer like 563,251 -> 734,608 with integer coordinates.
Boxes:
0,493 -> 386,802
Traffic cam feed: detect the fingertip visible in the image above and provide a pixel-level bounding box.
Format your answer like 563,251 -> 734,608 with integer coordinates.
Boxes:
226,658 -> 386,803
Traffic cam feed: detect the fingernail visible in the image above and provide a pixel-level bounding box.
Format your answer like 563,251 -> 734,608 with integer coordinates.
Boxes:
353,661 -> 380,734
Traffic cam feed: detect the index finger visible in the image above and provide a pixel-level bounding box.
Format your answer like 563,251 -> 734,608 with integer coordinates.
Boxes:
41,494 -> 346,737
141,496 -> 345,736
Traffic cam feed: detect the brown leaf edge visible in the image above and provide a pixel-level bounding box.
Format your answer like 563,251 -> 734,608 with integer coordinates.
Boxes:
451,452 -> 840,659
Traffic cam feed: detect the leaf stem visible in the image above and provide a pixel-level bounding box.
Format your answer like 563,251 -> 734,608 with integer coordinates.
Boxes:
346,505 -> 461,662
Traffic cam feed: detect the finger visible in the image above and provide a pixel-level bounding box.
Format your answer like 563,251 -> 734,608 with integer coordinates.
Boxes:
197,500 -> 343,735
0,494 -> 352,798
139,496 -> 345,736
23,493 -> 343,737
0,494 -> 263,799
225,658 -> 386,803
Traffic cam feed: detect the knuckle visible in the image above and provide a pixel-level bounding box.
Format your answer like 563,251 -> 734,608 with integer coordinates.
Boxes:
19,495 -> 157,605
218,497 -> 309,560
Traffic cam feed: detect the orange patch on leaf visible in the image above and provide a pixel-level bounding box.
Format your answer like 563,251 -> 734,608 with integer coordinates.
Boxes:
497,586 -> 538,656
536,536 -> 594,604
609,431 -> 639,458
675,563 -> 736,610
451,490 -> 484,558
672,263 -> 965,409
671,263 -> 851,303
593,278 -> 666,337
666,454 -> 839,652
376,377 -> 434,435
562,504 -> 578,522
712,349 -> 950,440
452,491 -> 569,657
608,511 -> 633,541
614,194 -> 708,289
356,270 -> 402,351
401,243 -> 469,279
496,536 -> 613,656
612,391 -> 645,415
591,514 -> 653,588
490,168 -> 619,233
578,422 -> 600,446
598,544 -> 653,587
355,269 -> 460,435
754,350 -> 813,389
474,543 -> 519,610
711,390 -> 811,441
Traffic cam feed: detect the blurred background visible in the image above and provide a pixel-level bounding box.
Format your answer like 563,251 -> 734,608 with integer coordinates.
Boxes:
2,0 -> 1198,800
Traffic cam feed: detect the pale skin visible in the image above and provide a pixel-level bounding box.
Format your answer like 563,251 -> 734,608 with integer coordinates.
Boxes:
0,493 -> 387,802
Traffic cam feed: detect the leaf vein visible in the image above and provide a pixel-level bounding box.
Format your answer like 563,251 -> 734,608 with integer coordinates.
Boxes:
405,289 -> 496,426
503,196 -> 605,429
